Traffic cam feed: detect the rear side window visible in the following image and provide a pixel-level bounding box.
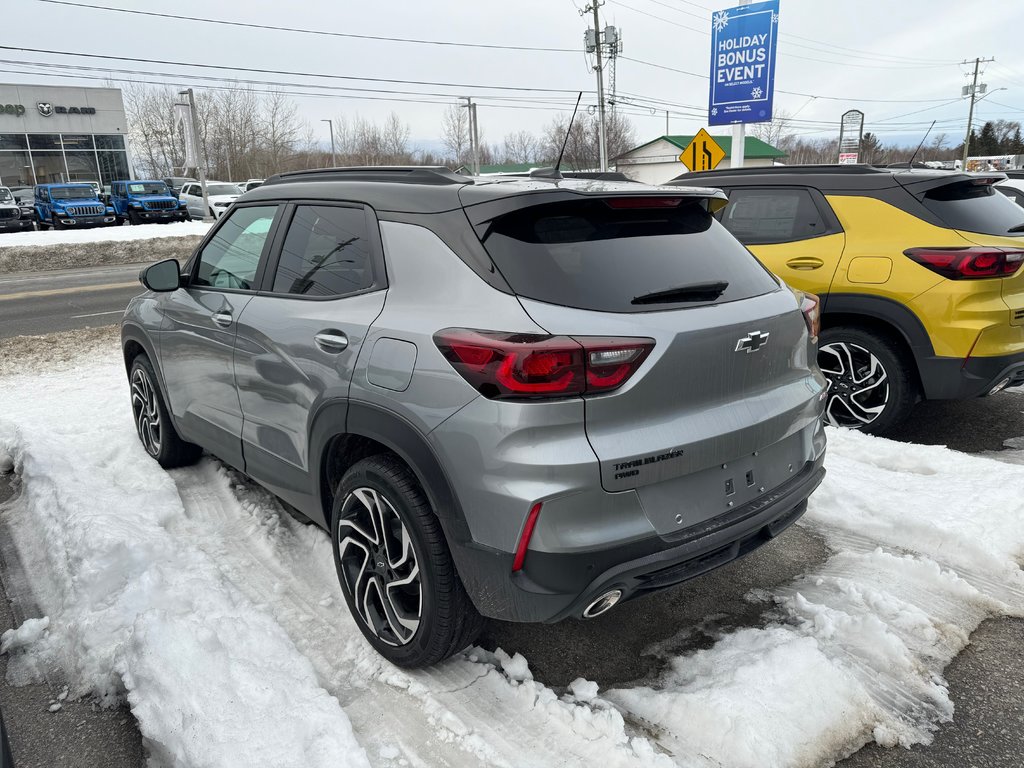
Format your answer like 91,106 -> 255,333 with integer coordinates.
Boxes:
271,205 -> 375,297
479,198 -> 778,313
720,188 -> 828,244
922,180 -> 1024,236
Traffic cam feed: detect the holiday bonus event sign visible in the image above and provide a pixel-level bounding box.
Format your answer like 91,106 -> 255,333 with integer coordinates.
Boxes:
708,0 -> 780,126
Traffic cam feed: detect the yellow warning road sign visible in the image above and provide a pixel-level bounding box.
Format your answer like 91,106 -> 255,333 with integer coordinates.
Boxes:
679,129 -> 726,172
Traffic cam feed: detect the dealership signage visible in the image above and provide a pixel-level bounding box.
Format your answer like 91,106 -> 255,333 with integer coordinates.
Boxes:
708,0 -> 780,127
0,102 -> 97,117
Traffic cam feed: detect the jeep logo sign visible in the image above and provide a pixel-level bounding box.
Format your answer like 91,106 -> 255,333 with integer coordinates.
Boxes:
1,104 -> 26,117
35,102 -> 96,117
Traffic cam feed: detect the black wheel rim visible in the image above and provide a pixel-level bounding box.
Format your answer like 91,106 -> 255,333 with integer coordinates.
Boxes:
818,341 -> 890,428
337,487 -> 422,647
130,367 -> 162,456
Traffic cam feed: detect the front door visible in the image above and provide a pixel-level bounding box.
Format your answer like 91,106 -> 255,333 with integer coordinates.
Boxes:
158,203 -> 280,467
233,202 -> 387,510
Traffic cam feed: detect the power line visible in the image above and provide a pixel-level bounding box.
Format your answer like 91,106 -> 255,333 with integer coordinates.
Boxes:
33,0 -> 579,54
0,45 -> 588,95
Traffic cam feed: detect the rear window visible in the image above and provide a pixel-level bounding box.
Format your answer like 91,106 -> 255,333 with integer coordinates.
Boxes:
921,180 -> 1024,237
479,198 -> 779,313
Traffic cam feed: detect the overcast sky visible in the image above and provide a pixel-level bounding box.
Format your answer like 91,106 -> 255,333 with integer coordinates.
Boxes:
4,0 -> 1024,153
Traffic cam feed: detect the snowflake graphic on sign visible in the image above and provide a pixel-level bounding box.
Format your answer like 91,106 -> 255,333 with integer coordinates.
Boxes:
751,87 -> 763,99
711,107 -> 718,116
712,10 -> 729,32
771,11 -> 779,23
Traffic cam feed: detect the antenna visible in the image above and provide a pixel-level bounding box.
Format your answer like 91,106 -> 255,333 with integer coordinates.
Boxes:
908,120 -> 936,167
555,92 -> 584,173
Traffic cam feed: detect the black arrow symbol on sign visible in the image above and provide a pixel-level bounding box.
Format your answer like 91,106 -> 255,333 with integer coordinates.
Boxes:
702,142 -> 713,170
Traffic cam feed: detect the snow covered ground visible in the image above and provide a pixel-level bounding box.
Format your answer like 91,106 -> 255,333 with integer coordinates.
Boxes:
0,221 -> 211,248
0,347 -> 1022,768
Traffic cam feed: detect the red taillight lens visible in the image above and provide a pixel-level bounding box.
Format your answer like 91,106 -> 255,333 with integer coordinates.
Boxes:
905,247 -> 1024,279
800,292 -> 821,343
434,329 -> 654,400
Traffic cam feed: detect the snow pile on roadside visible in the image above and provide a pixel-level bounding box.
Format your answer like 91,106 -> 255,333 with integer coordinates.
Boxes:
1,344 -> 1024,768
0,361 -> 370,768
0,616 -> 48,654
0,220 -> 211,248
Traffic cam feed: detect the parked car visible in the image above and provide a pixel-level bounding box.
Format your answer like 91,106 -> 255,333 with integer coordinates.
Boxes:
240,178 -> 265,193
178,181 -> 241,219
163,176 -> 198,197
33,183 -> 117,229
122,167 -> 827,667
110,180 -> 190,225
0,186 -> 35,232
995,176 -> 1024,208
669,165 -> 1024,434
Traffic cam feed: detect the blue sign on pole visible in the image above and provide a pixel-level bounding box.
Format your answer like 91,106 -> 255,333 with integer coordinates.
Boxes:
708,0 -> 779,127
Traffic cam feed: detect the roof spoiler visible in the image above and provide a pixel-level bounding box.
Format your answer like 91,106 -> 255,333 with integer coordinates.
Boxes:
263,166 -> 471,187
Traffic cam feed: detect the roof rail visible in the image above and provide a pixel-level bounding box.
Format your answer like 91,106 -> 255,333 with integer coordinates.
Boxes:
682,164 -> 890,178
263,166 -> 470,187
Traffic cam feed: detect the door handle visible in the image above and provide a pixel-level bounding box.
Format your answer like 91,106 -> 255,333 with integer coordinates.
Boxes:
314,331 -> 349,353
785,257 -> 825,270
211,311 -> 233,327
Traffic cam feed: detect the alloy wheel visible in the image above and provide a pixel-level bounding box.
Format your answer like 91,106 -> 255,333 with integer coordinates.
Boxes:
130,367 -> 162,456
337,487 -> 422,646
818,341 -> 890,428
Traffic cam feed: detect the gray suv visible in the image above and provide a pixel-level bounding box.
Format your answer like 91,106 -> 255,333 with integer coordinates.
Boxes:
122,167 -> 827,667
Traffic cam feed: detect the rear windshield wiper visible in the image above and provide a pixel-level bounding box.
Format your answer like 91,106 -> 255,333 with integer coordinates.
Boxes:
1007,223 -> 1024,233
631,280 -> 729,305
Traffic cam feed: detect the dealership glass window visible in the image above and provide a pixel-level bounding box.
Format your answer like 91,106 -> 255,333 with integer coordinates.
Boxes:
0,151 -> 34,186
96,151 -> 129,185
61,134 -> 95,150
31,151 -> 67,184
64,151 -> 101,183
94,134 -> 126,150
28,134 -> 61,150
0,134 -> 28,150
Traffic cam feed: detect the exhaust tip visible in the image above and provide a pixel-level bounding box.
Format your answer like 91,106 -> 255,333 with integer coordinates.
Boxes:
582,589 -> 623,619
988,377 -> 1012,396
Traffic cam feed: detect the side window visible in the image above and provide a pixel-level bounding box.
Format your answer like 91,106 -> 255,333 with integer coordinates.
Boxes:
192,205 -> 277,291
721,188 -> 828,245
182,184 -> 193,196
270,205 -> 376,297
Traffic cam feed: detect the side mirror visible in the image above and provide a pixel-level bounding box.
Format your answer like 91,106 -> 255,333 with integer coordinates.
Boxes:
140,259 -> 181,292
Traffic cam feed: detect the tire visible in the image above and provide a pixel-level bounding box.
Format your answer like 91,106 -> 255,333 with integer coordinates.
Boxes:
128,211 -> 140,225
818,326 -> 918,435
331,455 -> 483,667
129,354 -> 202,468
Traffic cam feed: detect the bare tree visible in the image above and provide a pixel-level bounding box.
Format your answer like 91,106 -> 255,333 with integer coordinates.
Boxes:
749,110 -> 791,149
441,104 -> 470,166
501,130 -> 540,164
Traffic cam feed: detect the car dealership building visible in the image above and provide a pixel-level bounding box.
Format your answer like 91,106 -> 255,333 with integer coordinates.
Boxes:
0,83 -> 132,187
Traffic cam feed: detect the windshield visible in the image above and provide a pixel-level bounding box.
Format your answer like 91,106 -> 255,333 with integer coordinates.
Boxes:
0,189 -> 12,203
129,182 -> 170,196
921,180 -> 1024,236
480,197 -> 779,313
207,184 -> 241,196
51,186 -> 96,200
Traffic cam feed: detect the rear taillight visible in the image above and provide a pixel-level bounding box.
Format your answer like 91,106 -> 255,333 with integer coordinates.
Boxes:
904,247 -> 1024,279
434,329 -> 654,400
800,292 -> 821,343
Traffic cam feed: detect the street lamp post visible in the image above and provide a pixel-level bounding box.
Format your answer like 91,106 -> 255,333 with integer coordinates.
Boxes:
321,119 -> 336,168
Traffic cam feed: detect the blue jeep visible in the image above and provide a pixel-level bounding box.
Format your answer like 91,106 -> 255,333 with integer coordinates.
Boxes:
110,180 -> 190,225
34,183 -> 117,229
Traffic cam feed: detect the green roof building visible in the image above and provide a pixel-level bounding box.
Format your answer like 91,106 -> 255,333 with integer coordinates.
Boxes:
615,134 -> 787,185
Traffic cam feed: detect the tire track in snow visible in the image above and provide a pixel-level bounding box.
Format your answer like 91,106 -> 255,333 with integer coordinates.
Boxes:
169,459 -> 676,768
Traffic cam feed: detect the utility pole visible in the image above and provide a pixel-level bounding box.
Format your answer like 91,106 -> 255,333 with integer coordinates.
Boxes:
461,96 -> 480,175
179,88 -> 210,221
665,110 -> 669,135
582,2 -> 608,171
961,57 -> 994,170
321,119 -> 336,167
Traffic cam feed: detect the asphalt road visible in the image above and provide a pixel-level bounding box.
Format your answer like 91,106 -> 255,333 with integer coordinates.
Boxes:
0,264 -> 144,339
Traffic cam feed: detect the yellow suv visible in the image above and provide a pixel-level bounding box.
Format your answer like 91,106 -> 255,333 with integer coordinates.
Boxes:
671,166 -> 1024,434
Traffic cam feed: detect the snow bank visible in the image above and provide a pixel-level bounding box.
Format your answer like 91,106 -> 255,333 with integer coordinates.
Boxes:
0,616 -> 49,654
1,345 -> 1023,768
0,221 -> 211,248
0,361 -> 370,768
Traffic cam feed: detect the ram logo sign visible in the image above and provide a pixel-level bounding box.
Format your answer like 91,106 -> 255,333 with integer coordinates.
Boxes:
37,102 -> 53,117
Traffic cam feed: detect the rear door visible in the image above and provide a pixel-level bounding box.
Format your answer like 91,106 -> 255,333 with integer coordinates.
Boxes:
719,186 -> 846,295
233,202 -> 387,508
473,194 -> 824,535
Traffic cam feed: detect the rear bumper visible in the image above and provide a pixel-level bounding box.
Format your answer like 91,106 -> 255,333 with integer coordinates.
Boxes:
446,451 -> 826,623
919,350 -> 1024,398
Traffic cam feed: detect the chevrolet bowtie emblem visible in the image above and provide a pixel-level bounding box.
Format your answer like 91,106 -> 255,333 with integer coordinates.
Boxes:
735,331 -> 770,353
